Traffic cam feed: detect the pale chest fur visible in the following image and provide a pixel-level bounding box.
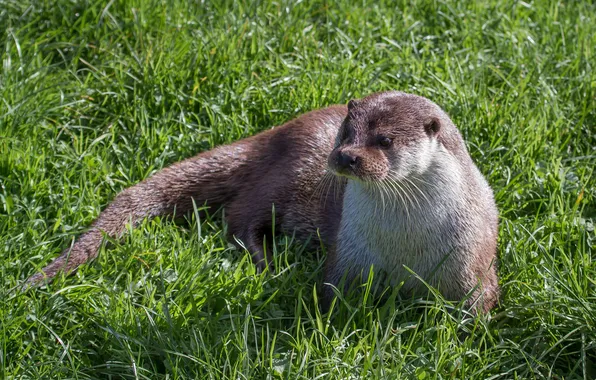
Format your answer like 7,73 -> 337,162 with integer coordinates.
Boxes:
335,157 -> 479,295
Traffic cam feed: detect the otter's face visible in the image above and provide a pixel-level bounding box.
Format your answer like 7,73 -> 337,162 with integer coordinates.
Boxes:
328,93 -> 443,182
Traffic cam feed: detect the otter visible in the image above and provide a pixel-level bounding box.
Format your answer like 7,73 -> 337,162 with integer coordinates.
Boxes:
24,91 -> 500,313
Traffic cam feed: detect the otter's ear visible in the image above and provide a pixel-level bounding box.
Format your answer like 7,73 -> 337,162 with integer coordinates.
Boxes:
347,99 -> 359,111
424,117 -> 441,136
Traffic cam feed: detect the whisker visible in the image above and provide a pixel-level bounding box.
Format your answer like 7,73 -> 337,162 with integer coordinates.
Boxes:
381,178 -> 399,209
378,181 -> 387,217
404,176 -> 430,205
322,172 -> 335,209
334,175 -> 346,203
383,176 -> 410,220
409,175 -> 440,194
398,176 -> 422,210
310,170 -> 333,206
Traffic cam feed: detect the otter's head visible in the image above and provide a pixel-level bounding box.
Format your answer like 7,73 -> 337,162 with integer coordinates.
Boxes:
328,91 -> 457,182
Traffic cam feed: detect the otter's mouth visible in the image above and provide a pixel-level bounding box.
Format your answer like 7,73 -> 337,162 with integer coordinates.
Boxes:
327,158 -> 360,180
327,163 -> 387,183
329,166 -> 360,180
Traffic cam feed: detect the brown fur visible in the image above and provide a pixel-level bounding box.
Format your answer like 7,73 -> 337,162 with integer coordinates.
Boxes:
24,92 -> 499,313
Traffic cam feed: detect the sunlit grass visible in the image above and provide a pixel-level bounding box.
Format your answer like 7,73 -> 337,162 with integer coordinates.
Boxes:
1,0 -> 595,378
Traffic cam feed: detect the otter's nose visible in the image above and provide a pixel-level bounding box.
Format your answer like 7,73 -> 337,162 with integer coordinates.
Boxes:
337,151 -> 359,170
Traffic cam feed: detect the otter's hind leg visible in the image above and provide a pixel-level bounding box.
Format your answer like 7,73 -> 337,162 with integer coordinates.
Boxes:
225,202 -> 275,271
231,227 -> 274,271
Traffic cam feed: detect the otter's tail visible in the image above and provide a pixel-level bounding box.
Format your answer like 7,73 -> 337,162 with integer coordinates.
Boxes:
24,141 -> 252,288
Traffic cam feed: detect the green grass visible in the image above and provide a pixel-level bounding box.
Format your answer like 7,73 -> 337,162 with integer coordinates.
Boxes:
1,0 -> 595,378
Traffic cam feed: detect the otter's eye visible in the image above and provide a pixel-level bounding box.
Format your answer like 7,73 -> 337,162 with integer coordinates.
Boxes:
379,137 -> 393,148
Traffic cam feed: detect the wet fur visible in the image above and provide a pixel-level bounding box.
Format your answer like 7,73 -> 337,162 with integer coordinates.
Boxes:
25,92 -> 499,313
